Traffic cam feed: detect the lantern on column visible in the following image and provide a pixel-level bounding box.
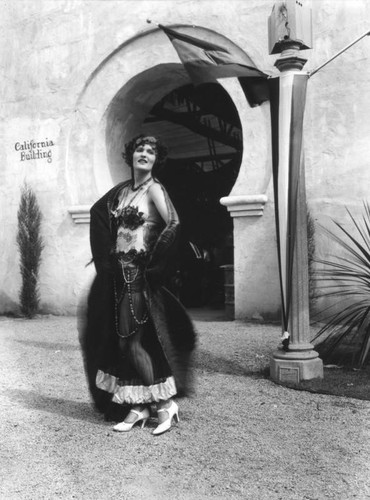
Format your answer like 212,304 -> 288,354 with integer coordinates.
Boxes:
268,0 -> 312,55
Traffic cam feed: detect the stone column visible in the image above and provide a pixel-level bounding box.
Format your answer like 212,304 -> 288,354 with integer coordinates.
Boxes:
269,42 -> 323,384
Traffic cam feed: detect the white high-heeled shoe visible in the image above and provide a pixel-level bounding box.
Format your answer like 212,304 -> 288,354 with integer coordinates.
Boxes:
113,407 -> 150,432
152,401 -> 179,436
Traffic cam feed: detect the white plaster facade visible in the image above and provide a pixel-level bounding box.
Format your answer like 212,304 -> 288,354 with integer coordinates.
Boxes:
1,0 -> 370,318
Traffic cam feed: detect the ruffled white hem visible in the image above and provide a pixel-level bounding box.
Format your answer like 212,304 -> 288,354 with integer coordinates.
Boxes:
96,370 -> 177,404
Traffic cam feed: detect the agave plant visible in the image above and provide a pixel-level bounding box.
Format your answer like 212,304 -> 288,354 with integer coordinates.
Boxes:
312,202 -> 370,369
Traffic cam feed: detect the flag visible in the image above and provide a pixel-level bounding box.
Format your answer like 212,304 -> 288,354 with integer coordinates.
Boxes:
268,72 -> 309,333
159,25 -> 269,107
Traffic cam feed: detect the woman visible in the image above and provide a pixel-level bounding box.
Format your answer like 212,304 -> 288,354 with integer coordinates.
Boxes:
80,135 -> 196,436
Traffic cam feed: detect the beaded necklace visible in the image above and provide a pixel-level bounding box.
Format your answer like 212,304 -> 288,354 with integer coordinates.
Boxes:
113,177 -> 153,217
112,178 -> 152,338
113,264 -> 149,339
131,176 -> 153,192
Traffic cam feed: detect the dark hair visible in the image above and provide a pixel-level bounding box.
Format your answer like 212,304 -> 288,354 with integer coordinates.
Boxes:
122,135 -> 168,177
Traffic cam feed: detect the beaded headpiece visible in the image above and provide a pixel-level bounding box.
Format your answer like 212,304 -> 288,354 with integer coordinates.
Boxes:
135,136 -> 158,150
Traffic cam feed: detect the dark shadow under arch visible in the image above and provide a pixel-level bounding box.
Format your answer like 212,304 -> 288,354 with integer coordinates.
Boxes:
142,82 -> 242,309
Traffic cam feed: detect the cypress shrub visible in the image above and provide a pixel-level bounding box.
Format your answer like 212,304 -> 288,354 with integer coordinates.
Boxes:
16,184 -> 44,318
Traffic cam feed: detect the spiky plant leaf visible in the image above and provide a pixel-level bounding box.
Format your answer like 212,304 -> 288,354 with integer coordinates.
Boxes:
313,202 -> 370,368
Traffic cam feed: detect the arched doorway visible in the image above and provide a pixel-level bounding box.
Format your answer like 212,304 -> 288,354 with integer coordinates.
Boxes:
141,82 -> 242,309
68,25 -> 273,319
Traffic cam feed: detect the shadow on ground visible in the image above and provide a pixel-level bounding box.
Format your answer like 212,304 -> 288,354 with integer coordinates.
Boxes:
3,389 -> 101,424
14,339 -> 79,351
194,349 -> 269,378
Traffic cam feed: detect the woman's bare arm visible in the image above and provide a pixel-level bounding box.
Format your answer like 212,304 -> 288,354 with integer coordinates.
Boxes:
148,182 -> 170,223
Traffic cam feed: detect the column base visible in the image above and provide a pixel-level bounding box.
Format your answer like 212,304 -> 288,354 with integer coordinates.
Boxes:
270,350 -> 323,384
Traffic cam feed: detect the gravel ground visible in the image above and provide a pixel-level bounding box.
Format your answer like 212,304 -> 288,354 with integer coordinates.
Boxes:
0,311 -> 370,500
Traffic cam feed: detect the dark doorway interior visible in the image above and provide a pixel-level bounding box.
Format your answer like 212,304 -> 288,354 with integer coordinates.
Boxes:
143,82 -> 242,308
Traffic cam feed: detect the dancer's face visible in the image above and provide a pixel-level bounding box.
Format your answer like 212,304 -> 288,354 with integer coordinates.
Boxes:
133,143 -> 156,174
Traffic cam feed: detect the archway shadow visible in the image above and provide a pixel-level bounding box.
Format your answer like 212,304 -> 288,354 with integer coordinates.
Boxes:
195,349 -> 270,379
14,339 -> 79,352
3,389 -> 103,425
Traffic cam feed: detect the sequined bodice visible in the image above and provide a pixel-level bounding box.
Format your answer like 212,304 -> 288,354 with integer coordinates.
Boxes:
111,180 -> 163,260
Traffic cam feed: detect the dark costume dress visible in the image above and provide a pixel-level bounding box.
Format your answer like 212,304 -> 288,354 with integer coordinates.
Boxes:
79,179 -> 196,412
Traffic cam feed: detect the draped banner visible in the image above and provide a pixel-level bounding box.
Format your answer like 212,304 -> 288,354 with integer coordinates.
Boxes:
159,24 -> 270,107
268,72 -> 309,335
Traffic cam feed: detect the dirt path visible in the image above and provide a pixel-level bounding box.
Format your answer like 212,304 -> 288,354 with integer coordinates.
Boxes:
0,315 -> 370,499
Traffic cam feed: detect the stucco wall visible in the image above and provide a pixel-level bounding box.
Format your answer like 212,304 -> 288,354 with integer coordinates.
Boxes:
305,0 -> 370,220
1,0 -> 370,318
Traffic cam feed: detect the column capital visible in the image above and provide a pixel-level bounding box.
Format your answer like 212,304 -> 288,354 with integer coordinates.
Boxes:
274,40 -> 308,72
